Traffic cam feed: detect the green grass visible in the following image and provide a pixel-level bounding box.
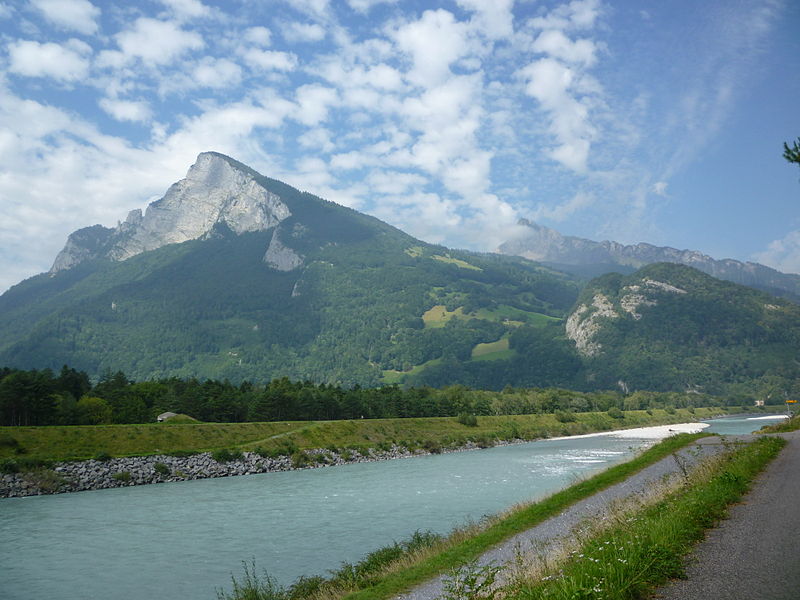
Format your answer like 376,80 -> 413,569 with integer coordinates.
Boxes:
381,358 -> 443,383
757,412 -> 800,433
471,337 -> 510,358
0,408 -> 731,463
338,433 -> 710,600
473,306 -> 560,327
431,254 -> 483,271
421,305 -> 466,328
508,435 -> 786,600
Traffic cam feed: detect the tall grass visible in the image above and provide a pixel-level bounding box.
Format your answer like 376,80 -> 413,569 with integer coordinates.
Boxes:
505,435 -> 785,600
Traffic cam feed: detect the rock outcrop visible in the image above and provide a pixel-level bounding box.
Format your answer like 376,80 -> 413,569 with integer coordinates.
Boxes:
50,152 -> 292,272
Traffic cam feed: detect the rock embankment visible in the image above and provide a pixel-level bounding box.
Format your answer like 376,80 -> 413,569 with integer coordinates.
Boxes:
1,440 -> 509,498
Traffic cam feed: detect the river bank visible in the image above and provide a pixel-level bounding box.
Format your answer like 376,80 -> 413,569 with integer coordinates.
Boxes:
1,439 -> 517,498
0,422 -> 715,499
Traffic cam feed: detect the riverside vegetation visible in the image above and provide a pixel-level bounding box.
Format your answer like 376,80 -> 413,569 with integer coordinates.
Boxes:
2,405 -> 752,496
215,434 -> 785,600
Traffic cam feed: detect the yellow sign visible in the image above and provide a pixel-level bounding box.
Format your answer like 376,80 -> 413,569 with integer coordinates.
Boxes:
787,400 -> 798,404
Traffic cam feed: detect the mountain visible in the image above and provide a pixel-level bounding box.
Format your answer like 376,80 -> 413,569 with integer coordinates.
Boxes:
3,154 -> 798,397
498,219 -> 800,301
0,152 -> 582,388
565,263 -> 800,396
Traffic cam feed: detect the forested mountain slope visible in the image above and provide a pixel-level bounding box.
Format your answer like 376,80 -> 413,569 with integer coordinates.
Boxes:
566,263 -> 800,397
0,153 -> 580,388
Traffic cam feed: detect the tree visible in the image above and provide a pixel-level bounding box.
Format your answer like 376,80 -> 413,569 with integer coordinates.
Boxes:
784,138 -> 800,169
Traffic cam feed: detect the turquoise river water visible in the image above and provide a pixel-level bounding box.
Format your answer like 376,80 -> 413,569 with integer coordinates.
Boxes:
0,415 -> 785,599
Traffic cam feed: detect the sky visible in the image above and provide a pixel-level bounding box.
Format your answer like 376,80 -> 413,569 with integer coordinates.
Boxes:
0,0 -> 798,293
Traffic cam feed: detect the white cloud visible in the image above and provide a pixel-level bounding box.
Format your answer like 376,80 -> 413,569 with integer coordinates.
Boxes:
243,49 -> 298,71
528,0 -> 602,31
393,9 -> 471,87
29,0 -> 100,35
244,26 -> 272,46
114,18 -> 204,66
753,230 -> 800,275
532,191 -> 594,222
293,84 -> 338,126
519,57 -> 596,172
347,0 -> 396,13
7,39 -> 90,81
158,0 -> 211,20
0,3 -> 12,19
456,0 -> 514,39
99,97 -> 152,123
531,30 -> 596,66
652,181 -> 668,196
298,127 -> 335,153
282,21 -> 326,43
192,57 -> 242,89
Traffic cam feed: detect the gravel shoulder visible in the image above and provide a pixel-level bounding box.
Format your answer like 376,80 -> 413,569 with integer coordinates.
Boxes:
393,436 -> 733,600
652,431 -> 800,600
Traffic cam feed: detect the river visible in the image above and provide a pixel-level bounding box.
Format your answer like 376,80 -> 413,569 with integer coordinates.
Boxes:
0,415 -> 786,599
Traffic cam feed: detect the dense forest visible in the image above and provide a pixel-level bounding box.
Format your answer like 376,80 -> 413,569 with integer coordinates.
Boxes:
0,365 -> 760,427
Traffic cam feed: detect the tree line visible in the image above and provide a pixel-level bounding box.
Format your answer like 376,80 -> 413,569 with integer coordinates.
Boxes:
0,365 -> 752,428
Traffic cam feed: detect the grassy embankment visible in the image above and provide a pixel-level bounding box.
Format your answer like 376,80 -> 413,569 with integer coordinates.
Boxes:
505,435 -> 786,600
218,433 -> 708,600
0,407 -> 736,463
758,411 -> 800,433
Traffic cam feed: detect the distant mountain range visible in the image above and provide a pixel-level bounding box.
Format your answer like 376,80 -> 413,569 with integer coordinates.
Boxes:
1,153 -> 797,398
498,219 -> 800,302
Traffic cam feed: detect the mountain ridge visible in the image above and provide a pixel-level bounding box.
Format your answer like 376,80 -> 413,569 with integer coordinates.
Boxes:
498,219 -> 800,301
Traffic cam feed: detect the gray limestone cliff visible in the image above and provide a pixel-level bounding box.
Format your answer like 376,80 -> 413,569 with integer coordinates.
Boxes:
498,219 -> 800,301
50,152 -> 294,272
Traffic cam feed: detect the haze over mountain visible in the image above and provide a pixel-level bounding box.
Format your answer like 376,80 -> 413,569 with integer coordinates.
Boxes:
1,153 -> 797,399
498,219 -> 800,301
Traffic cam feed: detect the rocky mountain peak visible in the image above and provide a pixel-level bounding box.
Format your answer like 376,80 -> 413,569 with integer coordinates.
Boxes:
50,152 -> 292,272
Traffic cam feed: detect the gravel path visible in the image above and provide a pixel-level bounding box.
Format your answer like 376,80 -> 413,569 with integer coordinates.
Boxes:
393,436 -> 734,600
652,431 -> 800,600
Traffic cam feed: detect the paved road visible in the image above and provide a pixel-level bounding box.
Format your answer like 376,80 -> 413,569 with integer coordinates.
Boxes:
652,431 -> 800,600
393,437 -> 731,600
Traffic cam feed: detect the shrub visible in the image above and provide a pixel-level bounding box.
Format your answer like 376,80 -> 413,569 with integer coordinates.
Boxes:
422,439 -> 442,454
0,458 -> 19,474
607,407 -> 624,419
0,434 -> 21,450
93,451 -> 113,462
154,462 -> 170,476
212,448 -> 244,463
291,451 -> 310,468
665,405 -> 677,415
555,410 -> 576,423
112,471 -> 131,482
457,413 -> 478,427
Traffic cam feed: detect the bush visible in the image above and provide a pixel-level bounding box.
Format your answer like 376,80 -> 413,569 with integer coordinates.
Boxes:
665,405 -> 677,415
607,407 -> 624,419
555,410 -> 576,423
154,462 -> 170,476
422,439 -> 442,454
457,413 -> 478,427
291,451 -> 310,468
212,448 -> 244,463
93,451 -> 113,462
0,458 -> 19,474
112,471 -> 131,482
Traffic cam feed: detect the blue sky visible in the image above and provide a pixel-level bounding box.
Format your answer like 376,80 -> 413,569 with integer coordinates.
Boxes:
0,0 -> 798,293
